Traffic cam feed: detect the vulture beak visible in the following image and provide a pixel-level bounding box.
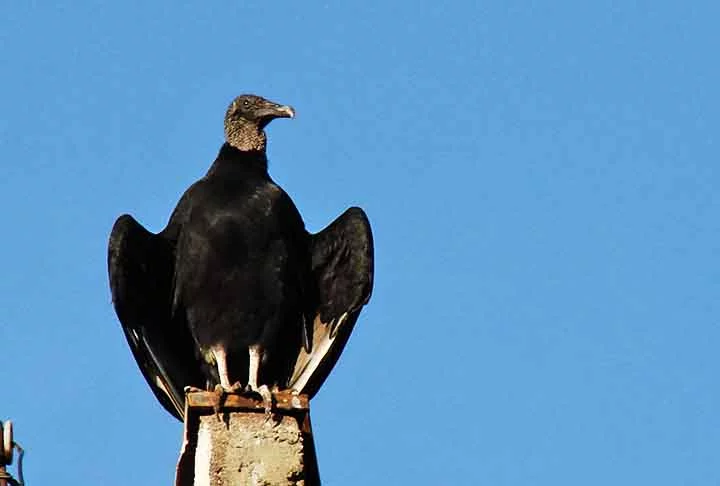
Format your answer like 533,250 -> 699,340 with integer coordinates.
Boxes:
259,102 -> 295,121
275,105 -> 295,119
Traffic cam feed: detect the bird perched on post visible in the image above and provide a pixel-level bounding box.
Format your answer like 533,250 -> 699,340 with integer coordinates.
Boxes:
108,94 -> 373,420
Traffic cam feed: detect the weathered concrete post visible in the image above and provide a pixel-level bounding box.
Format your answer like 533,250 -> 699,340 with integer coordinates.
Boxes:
175,391 -> 320,486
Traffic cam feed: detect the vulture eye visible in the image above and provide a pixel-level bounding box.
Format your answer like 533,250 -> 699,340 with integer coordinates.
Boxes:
243,99 -> 250,107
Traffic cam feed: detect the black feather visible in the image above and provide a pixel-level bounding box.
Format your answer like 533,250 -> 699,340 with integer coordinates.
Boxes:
108,215 -> 204,420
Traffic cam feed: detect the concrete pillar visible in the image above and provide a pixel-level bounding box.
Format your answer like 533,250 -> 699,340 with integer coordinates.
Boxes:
176,392 -> 320,486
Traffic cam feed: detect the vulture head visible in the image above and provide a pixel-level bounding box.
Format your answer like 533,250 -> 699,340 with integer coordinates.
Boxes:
224,94 -> 295,151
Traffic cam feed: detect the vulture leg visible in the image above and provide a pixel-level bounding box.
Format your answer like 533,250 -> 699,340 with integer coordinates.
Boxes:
213,346 -> 233,390
211,347 -> 240,418
247,345 -> 273,417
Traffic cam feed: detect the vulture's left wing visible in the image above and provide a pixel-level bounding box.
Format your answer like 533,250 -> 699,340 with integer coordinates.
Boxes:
289,207 -> 374,397
108,214 -> 204,421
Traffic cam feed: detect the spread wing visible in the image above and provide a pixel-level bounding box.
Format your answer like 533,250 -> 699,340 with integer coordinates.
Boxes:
108,214 -> 204,421
289,207 -> 374,397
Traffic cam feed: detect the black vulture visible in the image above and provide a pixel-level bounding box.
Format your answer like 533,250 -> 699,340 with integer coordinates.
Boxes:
108,95 -> 373,420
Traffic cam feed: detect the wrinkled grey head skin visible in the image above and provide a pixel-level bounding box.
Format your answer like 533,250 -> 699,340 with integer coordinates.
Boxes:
224,94 -> 295,151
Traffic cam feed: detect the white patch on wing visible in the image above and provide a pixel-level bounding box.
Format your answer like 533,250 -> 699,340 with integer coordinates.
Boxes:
155,376 -> 170,395
289,312 -> 349,393
141,335 -> 184,417
330,312 -> 348,338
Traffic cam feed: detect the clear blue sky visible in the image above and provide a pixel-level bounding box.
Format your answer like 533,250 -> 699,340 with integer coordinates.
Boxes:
1,2 -> 718,484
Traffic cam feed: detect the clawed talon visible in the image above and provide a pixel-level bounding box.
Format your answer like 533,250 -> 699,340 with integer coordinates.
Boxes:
213,384 -> 227,420
245,384 -> 273,421
259,385 -> 273,420
184,385 -> 205,393
211,382 -> 247,420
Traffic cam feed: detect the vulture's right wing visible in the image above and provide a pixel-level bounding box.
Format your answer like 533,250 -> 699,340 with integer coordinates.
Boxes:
108,215 -> 203,421
289,207 -> 374,397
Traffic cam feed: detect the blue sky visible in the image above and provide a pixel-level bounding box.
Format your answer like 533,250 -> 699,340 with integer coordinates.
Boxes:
1,1 -> 718,484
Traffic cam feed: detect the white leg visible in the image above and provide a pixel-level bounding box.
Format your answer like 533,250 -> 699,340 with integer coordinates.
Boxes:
212,346 -> 232,390
209,346 -> 234,420
248,344 -> 262,391
248,345 -> 272,417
